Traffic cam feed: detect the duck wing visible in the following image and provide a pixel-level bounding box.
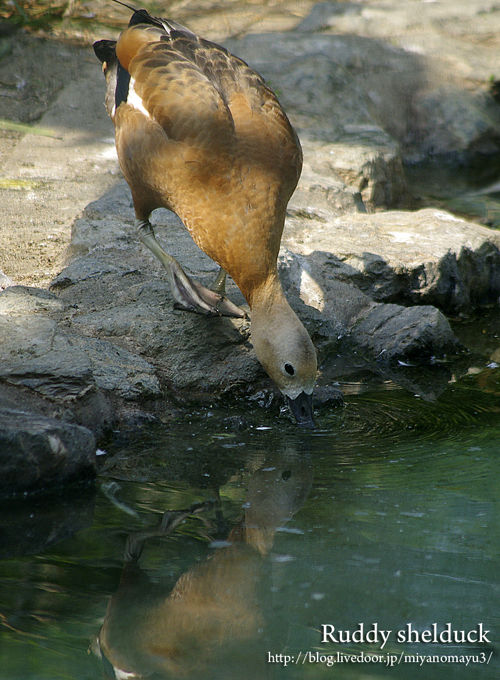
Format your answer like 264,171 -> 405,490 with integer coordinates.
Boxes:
95,10 -> 302,284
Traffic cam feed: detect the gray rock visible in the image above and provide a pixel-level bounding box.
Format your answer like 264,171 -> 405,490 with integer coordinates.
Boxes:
278,250 -> 462,365
294,2 -> 363,33
50,181 -> 463,397
0,407 -> 96,496
282,208 -> 500,314
70,335 -> 162,400
50,257 -> 134,290
0,284 -> 65,315
0,311 -> 112,435
0,314 -> 95,400
350,304 -> 461,363
67,279 -> 259,394
0,285 -> 160,433
411,87 -> 500,160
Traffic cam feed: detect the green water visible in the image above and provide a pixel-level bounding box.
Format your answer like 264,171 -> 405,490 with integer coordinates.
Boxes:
1,350 -> 499,680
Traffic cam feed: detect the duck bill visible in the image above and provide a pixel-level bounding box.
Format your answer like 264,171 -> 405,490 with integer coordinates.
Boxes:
287,391 -> 315,429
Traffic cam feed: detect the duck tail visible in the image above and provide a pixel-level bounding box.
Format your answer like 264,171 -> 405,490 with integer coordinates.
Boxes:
111,0 -> 197,39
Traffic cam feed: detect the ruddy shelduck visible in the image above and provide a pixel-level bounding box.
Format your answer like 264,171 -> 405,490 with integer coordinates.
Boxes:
94,4 -> 317,426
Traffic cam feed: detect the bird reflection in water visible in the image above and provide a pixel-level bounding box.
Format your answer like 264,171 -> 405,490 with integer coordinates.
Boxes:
92,452 -> 313,679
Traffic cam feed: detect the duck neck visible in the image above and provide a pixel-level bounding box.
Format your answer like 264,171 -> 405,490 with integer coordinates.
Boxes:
247,270 -> 286,315
248,272 -> 304,352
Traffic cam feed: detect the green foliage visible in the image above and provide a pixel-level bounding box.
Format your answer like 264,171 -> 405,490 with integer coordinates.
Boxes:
0,0 -> 69,29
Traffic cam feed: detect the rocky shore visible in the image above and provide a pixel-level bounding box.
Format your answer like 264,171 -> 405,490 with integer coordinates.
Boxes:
2,0 -> 500,495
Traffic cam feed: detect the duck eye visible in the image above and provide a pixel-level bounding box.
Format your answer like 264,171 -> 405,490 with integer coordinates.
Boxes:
284,363 -> 295,376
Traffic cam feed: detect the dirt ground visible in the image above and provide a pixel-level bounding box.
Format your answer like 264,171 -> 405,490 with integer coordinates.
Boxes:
0,0 -> 315,288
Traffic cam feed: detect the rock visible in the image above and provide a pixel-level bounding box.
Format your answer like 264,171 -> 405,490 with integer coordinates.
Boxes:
411,87 -> 500,160
0,407 -> 96,497
279,250 -> 462,366
50,181 -> 463,397
50,256 -> 134,290
282,208 -> 500,314
39,178 -> 465,414
0,286 -> 161,434
0,313 -> 95,400
0,284 -> 65,314
70,335 -> 162,400
290,0 -> 500,163
294,1 -> 363,32
0,304 -> 111,433
350,304 -> 461,363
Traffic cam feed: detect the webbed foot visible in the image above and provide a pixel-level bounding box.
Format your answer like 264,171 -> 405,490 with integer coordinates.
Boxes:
137,219 -> 247,318
171,262 -> 247,318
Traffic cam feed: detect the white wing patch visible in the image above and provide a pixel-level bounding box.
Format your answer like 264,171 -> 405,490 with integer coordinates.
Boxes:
126,77 -> 151,119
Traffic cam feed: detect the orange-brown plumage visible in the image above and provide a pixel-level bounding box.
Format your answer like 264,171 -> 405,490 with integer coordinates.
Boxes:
94,7 -> 317,425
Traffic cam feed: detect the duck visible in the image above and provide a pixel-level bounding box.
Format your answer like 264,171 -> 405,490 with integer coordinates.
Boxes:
93,3 -> 317,427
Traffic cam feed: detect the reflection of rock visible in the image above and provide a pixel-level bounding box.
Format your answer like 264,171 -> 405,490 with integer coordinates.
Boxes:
94,453 -> 312,679
0,484 -> 95,557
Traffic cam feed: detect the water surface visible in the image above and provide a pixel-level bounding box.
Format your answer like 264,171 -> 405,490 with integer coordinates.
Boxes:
1,355 -> 499,679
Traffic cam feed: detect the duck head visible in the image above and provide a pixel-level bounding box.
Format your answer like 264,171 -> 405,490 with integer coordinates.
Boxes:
250,284 -> 317,428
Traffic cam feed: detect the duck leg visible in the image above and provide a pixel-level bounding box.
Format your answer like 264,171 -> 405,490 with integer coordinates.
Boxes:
124,500 -> 214,563
137,220 -> 247,317
211,267 -> 227,295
